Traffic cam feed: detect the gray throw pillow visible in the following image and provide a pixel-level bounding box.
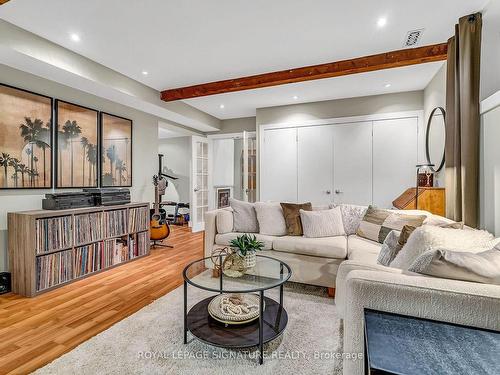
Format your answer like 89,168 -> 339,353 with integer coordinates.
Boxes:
408,244 -> 500,285
229,198 -> 259,233
377,230 -> 402,266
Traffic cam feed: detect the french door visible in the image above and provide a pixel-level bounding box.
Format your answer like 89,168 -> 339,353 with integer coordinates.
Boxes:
191,136 -> 210,232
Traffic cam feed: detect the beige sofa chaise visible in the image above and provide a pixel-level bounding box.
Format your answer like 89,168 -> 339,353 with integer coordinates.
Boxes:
204,206 -> 500,375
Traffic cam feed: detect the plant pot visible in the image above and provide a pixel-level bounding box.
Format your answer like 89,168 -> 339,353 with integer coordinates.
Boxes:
242,252 -> 256,268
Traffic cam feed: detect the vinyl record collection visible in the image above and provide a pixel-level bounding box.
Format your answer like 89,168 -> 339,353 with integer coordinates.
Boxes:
103,209 -> 128,238
74,212 -> 103,245
129,207 -> 149,233
36,249 -> 73,291
35,216 -> 73,254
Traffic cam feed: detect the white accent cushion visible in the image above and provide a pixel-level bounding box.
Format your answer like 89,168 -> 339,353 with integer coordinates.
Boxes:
299,207 -> 345,238
216,208 -> 233,234
272,236 -> 347,259
408,244 -> 500,285
377,230 -> 402,266
214,232 -> 274,250
339,204 -> 368,235
254,202 -> 287,236
390,225 -> 496,270
229,198 -> 258,233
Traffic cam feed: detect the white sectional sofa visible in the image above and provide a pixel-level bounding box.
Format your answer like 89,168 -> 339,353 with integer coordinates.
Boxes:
204,205 -> 500,375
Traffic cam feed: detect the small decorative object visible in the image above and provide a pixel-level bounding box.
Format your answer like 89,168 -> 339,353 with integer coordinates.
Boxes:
418,169 -> 434,187
210,247 -> 231,278
415,163 -> 435,209
222,252 -> 246,278
208,293 -> 263,324
216,187 -> 231,208
229,234 -> 264,269
100,112 -> 132,187
55,100 -> 99,188
0,84 -> 53,189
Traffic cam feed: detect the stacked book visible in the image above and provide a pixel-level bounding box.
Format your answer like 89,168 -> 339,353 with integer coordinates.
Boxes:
75,212 -> 103,245
35,216 -> 73,254
129,207 -> 149,233
103,209 -> 127,238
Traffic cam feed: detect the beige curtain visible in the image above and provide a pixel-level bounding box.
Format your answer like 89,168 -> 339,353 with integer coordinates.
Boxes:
445,13 -> 482,228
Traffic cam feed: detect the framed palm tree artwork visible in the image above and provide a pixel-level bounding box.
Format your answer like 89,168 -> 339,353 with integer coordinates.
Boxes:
0,84 -> 53,189
55,100 -> 99,188
100,112 -> 132,187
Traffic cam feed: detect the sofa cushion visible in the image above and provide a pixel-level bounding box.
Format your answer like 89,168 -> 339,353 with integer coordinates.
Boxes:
280,202 -> 312,236
408,245 -> 500,285
229,198 -> 259,233
339,204 -> 368,235
347,234 -> 382,260
299,207 -> 345,238
390,225 -> 496,270
272,236 -> 347,259
216,208 -> 233,234
377,230 -> 402,266
357,206 -> 426,243
254,202 -> 287,236
215,232 -> 274,250
348,247 -> 380,264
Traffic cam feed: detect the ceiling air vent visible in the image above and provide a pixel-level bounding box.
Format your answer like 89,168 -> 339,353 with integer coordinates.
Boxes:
404,29 -> 424,47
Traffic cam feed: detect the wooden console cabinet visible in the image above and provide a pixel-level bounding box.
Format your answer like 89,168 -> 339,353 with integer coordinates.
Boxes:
392,187 -> 445,216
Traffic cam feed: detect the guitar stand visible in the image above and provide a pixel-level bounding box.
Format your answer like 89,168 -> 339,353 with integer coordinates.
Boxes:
151,240 -> 173,249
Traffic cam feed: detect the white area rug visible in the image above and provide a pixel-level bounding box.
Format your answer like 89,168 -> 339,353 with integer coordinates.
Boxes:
35,282 -> 343,375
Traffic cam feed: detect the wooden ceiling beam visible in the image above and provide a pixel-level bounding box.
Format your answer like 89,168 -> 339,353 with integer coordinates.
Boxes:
0,0 -> 11,4
161,42 -> 448,102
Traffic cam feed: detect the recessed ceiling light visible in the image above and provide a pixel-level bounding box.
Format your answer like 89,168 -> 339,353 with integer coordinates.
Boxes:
142,71 -> 148,75
377,17 -> 387,28
219,104 -> 225,109
384,83 -> 391,88
70,33 -> 80,42
293,95 -> 299,100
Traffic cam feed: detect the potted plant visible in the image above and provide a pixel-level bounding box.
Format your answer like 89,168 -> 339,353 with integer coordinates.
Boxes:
229,234 -> 264,269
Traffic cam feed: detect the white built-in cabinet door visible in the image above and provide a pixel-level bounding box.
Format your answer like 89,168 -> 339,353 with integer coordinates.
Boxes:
297,125 -> 334,206
261,128 -> 297,202
373,118 -> 418,208
332,121 -> 373,205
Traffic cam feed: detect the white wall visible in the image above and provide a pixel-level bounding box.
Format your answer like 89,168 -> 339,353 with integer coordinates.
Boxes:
0,64 -> 159,272
207,117 -> 256,135
481,0 -> 500,101
158,137 -> 191,204
212,139 -> 235,187
480,104 -> 500,236
423,63 -> 447,186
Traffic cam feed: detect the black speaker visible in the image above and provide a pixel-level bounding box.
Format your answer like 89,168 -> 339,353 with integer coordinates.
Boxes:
0,272 -> 11,295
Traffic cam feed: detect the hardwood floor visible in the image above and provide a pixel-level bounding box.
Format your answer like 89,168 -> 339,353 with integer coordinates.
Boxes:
0,226 -> 204,375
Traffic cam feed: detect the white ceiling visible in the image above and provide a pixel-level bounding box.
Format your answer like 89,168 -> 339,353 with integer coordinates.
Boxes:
185,62 -> 444,119
0,0 -> 488,120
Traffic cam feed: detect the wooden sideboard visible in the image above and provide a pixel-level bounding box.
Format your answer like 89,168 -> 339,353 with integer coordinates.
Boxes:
392,187 -> 445,216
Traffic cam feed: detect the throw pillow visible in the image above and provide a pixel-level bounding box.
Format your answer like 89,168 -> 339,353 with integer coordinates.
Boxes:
339,204 -> 368,235
377,230 -> 402,266
299,207 -> 346,238
280,202 -> 312,236
356,206 -> 426,243
229,198 -> 259,233
398,225 -> 416,247
390,225 -> 496,270
254,202 -> 287,236
408,244 -> 500,285
216,208 -> 233,234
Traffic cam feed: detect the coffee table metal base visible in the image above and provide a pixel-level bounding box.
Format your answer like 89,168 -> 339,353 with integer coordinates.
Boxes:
185,295 -> 288,364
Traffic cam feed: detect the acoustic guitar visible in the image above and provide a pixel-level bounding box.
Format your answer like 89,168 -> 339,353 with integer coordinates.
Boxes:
150,175 -> 170,241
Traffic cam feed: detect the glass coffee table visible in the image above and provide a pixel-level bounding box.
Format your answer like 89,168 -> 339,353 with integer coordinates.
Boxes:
183,254 -> 292,364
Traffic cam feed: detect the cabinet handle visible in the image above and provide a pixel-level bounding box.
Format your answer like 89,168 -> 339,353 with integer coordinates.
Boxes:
326,190 -> 331,195
335,189 -> 343,194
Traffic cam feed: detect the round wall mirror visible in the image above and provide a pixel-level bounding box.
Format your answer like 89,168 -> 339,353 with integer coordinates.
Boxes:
425,107 -> 446,172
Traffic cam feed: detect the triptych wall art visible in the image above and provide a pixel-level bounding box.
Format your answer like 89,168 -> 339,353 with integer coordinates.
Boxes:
0,83 -> 133,189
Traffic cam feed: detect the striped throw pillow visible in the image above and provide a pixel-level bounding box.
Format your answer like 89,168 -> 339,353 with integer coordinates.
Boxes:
356,206 -> 426,243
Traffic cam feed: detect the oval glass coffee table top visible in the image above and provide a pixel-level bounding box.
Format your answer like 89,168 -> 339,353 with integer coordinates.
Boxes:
183,254 -> 292,293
